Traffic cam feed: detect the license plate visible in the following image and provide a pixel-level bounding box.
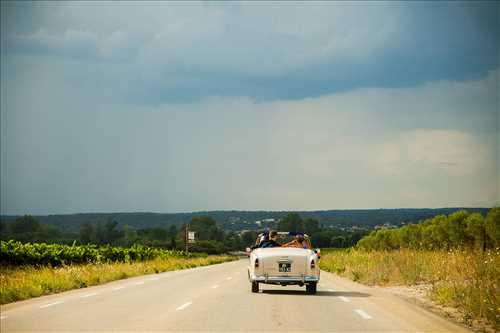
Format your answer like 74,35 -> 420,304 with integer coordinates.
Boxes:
278,263 -> 291,273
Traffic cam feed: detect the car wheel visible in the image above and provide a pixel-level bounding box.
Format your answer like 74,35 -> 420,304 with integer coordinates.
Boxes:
251,282 -> 259,293
306,282 -> 317,294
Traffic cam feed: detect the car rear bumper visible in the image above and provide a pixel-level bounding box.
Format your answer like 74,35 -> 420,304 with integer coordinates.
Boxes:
249,274 -> 319,284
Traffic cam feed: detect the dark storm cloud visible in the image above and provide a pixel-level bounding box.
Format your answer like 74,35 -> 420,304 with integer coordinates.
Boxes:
1,2 -> 498,103
0,1 -> 498,214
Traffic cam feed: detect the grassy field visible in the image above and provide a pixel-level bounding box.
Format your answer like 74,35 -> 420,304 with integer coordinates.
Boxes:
0,255 -> 235,304
320,248 -> 499,330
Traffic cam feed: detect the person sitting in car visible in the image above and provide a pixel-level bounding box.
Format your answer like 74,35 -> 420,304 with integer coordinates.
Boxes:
259,231 -> 280,248
282,234 -> 312,249
250,233 -> 268,250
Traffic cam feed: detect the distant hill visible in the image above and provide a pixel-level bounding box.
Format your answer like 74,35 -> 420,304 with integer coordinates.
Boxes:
1,208 -> 491,232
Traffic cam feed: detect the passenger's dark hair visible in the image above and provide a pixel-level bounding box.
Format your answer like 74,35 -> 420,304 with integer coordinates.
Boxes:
269,230 -> 278,238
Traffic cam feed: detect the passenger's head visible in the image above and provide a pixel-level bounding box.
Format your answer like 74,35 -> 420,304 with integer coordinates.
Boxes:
296,234 -> 305,243
269,231 -> 278,240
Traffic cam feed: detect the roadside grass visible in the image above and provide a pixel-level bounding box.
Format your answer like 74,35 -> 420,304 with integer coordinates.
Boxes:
320,248 -> 500,330
0,255 -> 236,304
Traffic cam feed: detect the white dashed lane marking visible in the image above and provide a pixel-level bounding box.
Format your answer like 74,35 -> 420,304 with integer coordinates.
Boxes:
39,300 -> 64,308
134,281 -> 145,285
226,277 -> 233,280
339,296 -> 350,302
212,285 -> 219,289
149,277 -> 160,281
176,302 -> 192,311
79,292 -> 98,298
112,286 -> 126,291
354,309 -> 372,319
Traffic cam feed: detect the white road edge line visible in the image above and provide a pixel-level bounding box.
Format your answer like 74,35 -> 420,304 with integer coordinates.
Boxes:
176,302 -> 193,311
339,296 -> 350,302
39,300 -> 64,308
149,277 -> 160,281
354,309 -> 372,319
212,285 -> 219,289
134,281 -> 145,285
80,292 -> 99,298
112,286 -> 126,291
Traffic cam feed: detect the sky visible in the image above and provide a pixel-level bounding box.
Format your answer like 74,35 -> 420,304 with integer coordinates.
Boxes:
1,1 -> 499,215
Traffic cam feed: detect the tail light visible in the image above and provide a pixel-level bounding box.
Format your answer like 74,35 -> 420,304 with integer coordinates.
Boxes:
254,258 -> 259,268
310,259 -> 315,269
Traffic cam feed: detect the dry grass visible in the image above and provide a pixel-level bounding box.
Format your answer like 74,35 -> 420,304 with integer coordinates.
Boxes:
0,255 -> 235,304
320,249 -> 500,330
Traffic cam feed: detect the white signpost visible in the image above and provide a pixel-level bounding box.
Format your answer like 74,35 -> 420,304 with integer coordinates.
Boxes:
185,225 -> 196,252
188,231 -> 196,244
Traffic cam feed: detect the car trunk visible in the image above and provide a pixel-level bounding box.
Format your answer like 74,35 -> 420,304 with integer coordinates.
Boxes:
259,248 -> 309,277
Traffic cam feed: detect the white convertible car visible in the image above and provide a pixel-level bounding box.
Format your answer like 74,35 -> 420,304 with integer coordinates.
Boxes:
247,232 -> 320,294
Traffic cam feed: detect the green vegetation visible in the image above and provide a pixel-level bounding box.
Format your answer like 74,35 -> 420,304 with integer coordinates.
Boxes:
0,240 -> 202,266
319,208 -> 500,330
0,255 -> 235,304
2,209 -> 492,251
320,249 -> 499,330
0,215 -> 251,253
277,213 -> 367,248
0,213 -> 368,252
0,239 -> 235,304
1,207 -> 488,233
357,208 -> 499,251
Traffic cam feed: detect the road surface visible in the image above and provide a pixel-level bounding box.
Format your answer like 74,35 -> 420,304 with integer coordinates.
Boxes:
1,259 -> 470,332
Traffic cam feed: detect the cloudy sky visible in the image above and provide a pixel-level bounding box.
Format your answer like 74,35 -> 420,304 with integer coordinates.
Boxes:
1,1 -> 499,215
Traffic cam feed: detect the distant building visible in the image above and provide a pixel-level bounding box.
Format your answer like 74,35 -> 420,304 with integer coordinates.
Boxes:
374,223 -> 398,230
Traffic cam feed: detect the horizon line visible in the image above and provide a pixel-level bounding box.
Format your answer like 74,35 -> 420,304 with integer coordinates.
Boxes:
0,206 -> 493,217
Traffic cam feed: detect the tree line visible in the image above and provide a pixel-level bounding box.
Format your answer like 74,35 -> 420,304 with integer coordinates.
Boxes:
3,208 -> 488,233
0,213 -> 368,253
276,213 -> 367,248
357,208 -> 500,251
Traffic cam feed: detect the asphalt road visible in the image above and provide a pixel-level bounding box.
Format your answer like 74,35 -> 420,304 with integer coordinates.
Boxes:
1,259 -> 470,332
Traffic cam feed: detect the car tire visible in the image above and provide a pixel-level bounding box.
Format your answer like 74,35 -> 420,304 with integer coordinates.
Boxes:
306,282 -> 317,294
251,282 -> 259,293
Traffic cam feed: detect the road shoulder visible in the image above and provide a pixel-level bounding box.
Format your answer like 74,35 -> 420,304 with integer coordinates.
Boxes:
382,284 -> 496,333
